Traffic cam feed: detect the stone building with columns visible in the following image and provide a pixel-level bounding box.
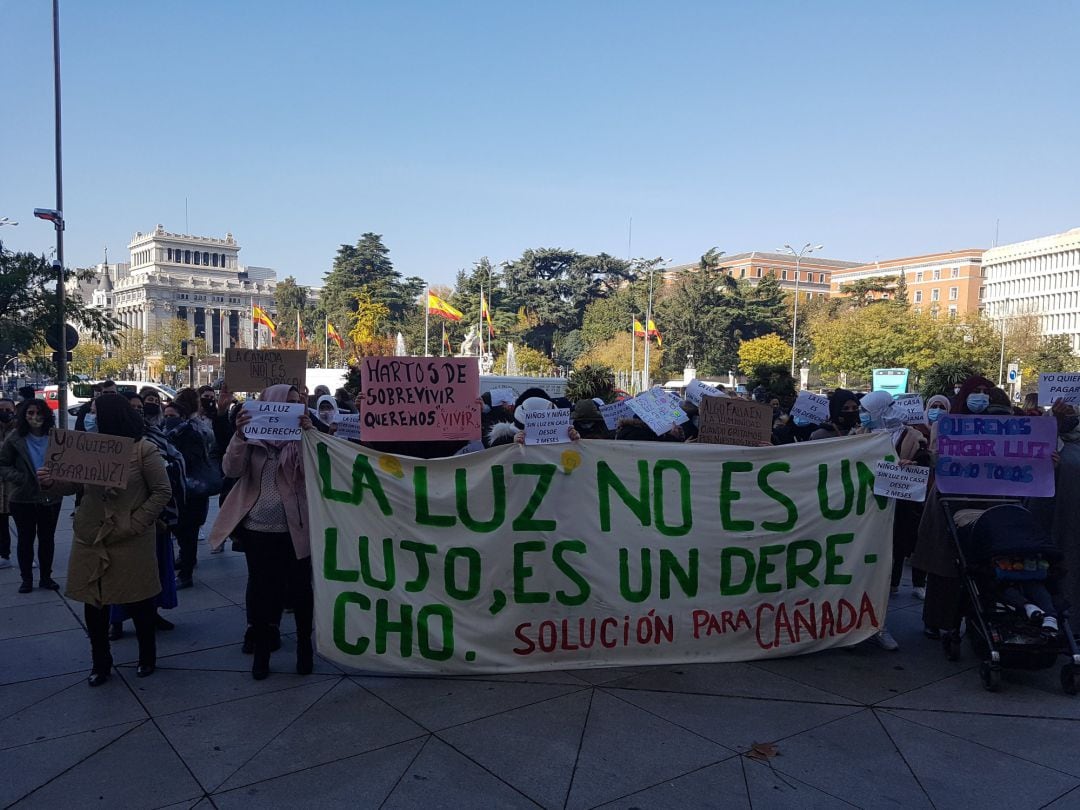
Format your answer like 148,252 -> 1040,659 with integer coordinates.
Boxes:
75,226 -> 279,376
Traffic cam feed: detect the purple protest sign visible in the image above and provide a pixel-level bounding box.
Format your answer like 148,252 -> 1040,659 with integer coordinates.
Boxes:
934,415 -> 1056,497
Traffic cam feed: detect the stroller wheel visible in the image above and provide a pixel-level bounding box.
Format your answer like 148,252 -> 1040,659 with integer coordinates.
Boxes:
979,661 -> 1002,692
1061,664 -> 1079,696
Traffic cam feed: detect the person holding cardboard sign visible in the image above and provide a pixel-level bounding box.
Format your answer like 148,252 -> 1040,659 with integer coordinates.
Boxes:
209,384 -> 315,680
38,393 -> 173,686
0,399 -> 64,593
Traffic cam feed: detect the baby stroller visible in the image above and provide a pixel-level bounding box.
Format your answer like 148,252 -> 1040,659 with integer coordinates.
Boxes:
941,497 -> 1080,693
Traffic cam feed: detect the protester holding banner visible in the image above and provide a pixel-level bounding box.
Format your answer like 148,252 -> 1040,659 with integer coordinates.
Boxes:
0,399 -> 64,593
809,389 -> 861,441
41,393 -> 172,686
209,384 -> 315,680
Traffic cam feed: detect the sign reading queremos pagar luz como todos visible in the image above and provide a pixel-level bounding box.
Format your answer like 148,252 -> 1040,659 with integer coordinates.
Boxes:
303,431 -> 897,675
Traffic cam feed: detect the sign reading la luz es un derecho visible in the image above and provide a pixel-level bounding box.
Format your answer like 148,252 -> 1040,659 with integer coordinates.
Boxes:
302,431 -> 896,675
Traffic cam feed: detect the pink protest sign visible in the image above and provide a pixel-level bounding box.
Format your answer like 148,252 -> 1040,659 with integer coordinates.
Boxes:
934,414 -> 1056,497
359,356 -> 481,442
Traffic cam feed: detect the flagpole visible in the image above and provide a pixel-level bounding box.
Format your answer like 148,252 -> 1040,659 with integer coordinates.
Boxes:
296,311 -> 301,350
478,285 -> 484,359
252,303 -> 258,350
324,315 -> 329,367
424,286 -> 430,356
630,316 -> 636,394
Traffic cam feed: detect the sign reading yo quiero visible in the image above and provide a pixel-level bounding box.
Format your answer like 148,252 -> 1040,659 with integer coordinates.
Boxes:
303,431 -> 896,675
224,348 -> 307,393
45,428 -> 134,488
359,356 -> 480,442
935,414 -> 1056,497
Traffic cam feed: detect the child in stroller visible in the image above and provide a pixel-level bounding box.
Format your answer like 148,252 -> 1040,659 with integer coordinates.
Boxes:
954,502 -> 1063,643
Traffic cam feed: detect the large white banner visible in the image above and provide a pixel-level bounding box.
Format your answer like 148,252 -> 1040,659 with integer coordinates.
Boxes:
303,432 -> 896,675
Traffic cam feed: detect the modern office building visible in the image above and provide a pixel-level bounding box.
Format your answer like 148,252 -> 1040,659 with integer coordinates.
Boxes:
663,251 -> 860,302
829,248 -> 986,316
981,227 -> 1080,350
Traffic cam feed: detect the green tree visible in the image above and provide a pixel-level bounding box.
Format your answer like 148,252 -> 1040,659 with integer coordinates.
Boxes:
579,277 -> 652,349
0,249 -> 118,370
895,271 -> 909,306
274,276 -> 316,347
566,364 -> 616,403
1032,334 -> 1078,375
493,345 -> 556,376
321,233 -> 424,324
738,333 -> 791,378
108,328 -> 148,378
146,318 -> 194,379
920,361 -> 977,400
838,276 -> 894,307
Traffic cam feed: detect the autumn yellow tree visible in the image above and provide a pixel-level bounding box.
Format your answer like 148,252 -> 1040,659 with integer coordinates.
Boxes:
576,334 -> 663,378
347,289 -> 393,362
494,345 -> 556,376
737,333 -> 791,378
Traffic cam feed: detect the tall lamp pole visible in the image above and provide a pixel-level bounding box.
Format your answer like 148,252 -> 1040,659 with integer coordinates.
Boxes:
33,1 -> 67,419
777,243 -> 823,377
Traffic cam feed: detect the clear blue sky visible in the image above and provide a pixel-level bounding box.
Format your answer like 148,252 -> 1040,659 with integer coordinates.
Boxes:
2,1 -> 1078,288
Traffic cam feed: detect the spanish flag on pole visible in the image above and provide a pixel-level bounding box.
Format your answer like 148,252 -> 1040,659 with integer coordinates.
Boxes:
327,321 -> 345,350
253,305 -> 277,336
428,293 -> 463,322
632,318 -> 646,337
647,319 -> 662,347
481,294 -> 495,337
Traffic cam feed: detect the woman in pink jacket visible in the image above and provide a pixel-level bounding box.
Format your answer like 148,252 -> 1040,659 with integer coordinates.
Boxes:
209,384 -> 313,680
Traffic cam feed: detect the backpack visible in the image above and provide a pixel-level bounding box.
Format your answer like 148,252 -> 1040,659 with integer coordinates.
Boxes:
168,420 -> 224,498
142,430 -> 188,527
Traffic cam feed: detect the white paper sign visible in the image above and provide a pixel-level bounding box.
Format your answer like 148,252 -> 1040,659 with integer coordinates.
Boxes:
599,400 -> 634,431
488,387 -> 517,407
789,391 -> 830,425
684,379 -> 726,405
334,412 -> 362,441
873,461 -> 929,502
892,394 -> 927,425
241,400 -> 306,441
627,387 -> 689,435
1039,373 -> 1080,405
524,408 -> 572,445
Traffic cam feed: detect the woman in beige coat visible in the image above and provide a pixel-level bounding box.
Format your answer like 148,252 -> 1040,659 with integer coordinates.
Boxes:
40,393 -> 172,686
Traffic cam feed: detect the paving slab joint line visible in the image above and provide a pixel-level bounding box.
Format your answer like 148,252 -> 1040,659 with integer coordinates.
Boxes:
376,734 -> 433,810
1040,783 -> 1080,809
0,716 -> 148,754
602,683 -> 856,709
560,686 -> 595,809
869,708 -> 937,808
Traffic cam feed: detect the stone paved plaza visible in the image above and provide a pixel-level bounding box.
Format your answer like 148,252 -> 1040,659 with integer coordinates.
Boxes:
3,498 -> 1080,809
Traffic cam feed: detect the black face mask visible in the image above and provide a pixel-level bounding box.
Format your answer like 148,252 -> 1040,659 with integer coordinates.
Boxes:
1060,415 -> 1080,435
163,416 -> 183,431
0,412 -> 12,423
144,403 -> 161,417
835,412 -> 858,428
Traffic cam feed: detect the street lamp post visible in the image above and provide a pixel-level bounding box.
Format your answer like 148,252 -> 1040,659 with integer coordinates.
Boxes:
777,243 -> 823,377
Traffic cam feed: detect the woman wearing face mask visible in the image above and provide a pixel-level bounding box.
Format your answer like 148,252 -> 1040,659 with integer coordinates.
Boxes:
913,374 -> 1007,641
209,385 -> 314,679
139,387 -> 163,428
39,393 -> 172,685
0,400 -> 64,593
0,398 -> 16,570
809,389 -> 861,440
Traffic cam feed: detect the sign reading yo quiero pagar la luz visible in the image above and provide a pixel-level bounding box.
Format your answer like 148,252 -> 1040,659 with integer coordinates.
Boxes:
303,431 -> 896,675
223,348 -> 307,393
359,356 -> 480,442
45,428 -> 134,488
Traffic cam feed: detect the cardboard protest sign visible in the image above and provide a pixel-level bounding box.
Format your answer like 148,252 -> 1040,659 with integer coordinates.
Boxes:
1039,373 -> 1080,406
789,391 -> 830,425
333,413 -> 362,441
45,428 -> 134,488
892,394 -> 927,425
359,356 -> 480,442
224,348 -> 307,393
627,387 -> 689,435
599,400 -> 634,431
241,400 -> 306,441
524,408 -> 572,445
697,397 -> 773,446
935,414 -> 1056,497
873,461 -> 929,502
684,379 -> 725,406
304,431 -> 896,675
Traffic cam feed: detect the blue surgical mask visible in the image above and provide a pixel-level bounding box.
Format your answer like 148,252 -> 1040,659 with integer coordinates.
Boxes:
967,393 -> 990,414
859,412 -> 873,428
927,407 -> 944,423
83,414 -> 98,433
793,415 -> 810,427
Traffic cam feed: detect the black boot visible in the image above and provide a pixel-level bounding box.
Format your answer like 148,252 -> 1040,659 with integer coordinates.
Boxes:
295,602 -> 314,676
135,617 -> 157,679
89,646 -> 113,687
251,625 -> 271,680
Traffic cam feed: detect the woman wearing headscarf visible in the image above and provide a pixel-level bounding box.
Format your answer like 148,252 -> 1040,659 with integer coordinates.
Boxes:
209,384 -> 314,679
0,399 -> 64,593
809,389 -> 861,441
912,374 -> 1001,639
40,393 -> 172,685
